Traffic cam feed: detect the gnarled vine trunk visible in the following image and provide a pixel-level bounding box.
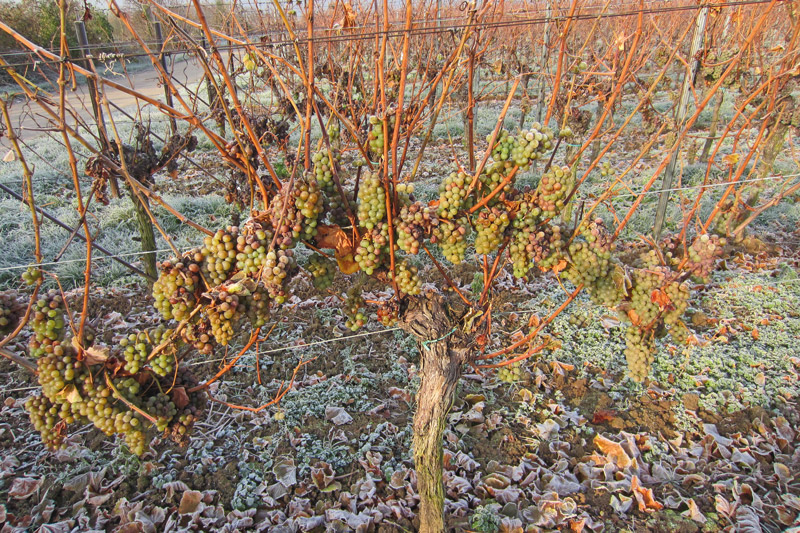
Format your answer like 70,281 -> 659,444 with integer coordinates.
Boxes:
400,295 -> 472,533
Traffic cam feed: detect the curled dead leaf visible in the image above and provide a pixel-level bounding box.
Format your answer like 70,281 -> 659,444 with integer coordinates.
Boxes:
593,434 -> 633,469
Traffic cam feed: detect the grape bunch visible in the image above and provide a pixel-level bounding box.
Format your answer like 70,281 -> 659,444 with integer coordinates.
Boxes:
438,170 -> 473,218
628,269 -> 665,327
30,291 -> 67,358
25,395 -> 67,450
343,289 -> 366,331
497,362 -> 524,383
376,300 -> 399,326
396,202 -> 437,255
235,225 -> 271,276
260,249 -> 296,304
206,291 -> 243,345
21,266 -> 42,286
479,161 -> 516,204
182,321 -> 215,355
153,254 -> 204,321
396,182 -> 415,207
490,125 -> 554,168
368,115 -> 394,155
599,161 -> 614,178
669,320 -> 691,346
312,148 -> 338,192
391,261 -> 422,296
432,218 -> 470,264
357,171 -> 386,229
268,177 -> 323,248
119,325 -> 177,377
294,177 -> 323,241
202,227 -> 239,286
306,254 -> 336,290
355,224 -> 389,275
624,326 -> 655,383
243,282 -> 270,327
563,219 -> 620,305
0,291 -> 23,335
474,207 -> 510,255
662,280 -> 690,325
535,165 -> 574,219
327,122 -> 341,144
685,234 -> 725,281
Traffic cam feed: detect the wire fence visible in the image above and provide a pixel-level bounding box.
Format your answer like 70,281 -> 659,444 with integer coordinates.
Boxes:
0,0 -> 777,71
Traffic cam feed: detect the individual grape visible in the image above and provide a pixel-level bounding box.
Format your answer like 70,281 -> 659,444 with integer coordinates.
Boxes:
432,218 -> 469,264
474,207 -> 510,255
357,171 -> 386,229
391,261 -> 422,295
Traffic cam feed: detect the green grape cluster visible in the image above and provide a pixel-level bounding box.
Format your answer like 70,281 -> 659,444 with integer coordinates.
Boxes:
396,182 -> 415,206
357,171 -> 386,229
153,254 -> 204,321
497,362 -> 524,383
306,254 -> 336,290
25,395 -> 67,450
368,115 -> 394,155
508,199 -> 545,277
145,393 -> 178,432
396,202 -> 437,255
479,161 -> 516,204
30,291 -> 66,358
21,266 -> 42,286
490,125 -> 554,168
686,234 -> 725,281
391,261 -> 422,295
376,300 -> 399,326
639,248 -> 676,269
432,218 -> 470,264
668,320 -> 690,345
261,249 -> 295,304
202,227 -> 239,286
327,122 -> 341,143
235,226 -> 271,275
343,289 -> 366,331
629,269 -> 665,327
312,148 -> 338,192
119,325 -> 176,377
206,292 -> 242,345
564,219 -> 620,305
0,291 -> 23,334
624,326 -> 654,383
294,177 -> 323,240
599,161 -> 614,178
268,177 -> 322,248
663,281 -> 690,325
243,282 -> 270,327
355,224 -> 389,275
438,170 -> 473,218
474,207 -> 510,255
535,165 -> 574,219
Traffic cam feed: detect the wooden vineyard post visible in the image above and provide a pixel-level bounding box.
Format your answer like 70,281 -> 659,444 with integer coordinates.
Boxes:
653,6 -> 709,239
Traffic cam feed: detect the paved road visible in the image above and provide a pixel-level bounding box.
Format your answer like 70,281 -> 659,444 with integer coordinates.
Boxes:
1,55 -> 210,150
